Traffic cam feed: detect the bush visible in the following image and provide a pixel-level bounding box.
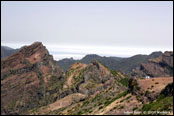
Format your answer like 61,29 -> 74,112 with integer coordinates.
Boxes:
119,78 -> 129,87
132,106 -> 138,111
119,106 -> 124,109
99,106 -> 103,110
145,90 -> 150,96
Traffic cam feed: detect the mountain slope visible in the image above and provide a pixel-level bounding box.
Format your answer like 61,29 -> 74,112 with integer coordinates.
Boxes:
1,42 -> 64,115
27,60 -> 129,115
132,51 -> 173,77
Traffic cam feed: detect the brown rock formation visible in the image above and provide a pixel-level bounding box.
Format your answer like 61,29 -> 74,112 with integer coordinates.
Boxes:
132,51 -> 173,77
1,42 -> 63,115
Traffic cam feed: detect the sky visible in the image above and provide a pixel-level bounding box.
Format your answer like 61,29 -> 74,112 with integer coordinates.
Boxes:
1,1 -> 173,60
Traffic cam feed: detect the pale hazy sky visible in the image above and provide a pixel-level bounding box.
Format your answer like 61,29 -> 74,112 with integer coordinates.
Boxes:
1,1 -> 173,60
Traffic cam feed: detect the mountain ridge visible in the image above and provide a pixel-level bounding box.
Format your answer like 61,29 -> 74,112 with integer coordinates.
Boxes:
56,51 -> 164,73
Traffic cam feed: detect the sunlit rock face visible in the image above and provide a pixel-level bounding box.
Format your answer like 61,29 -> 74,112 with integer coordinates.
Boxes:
1,42 -> 64,115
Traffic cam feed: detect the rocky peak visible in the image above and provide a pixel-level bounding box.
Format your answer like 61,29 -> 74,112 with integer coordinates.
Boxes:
1,42 -> 63,115
20,42 -> 47,56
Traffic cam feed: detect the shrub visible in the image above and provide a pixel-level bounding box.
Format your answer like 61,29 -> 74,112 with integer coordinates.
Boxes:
119,106 -> 124,109
125,96 -> 131,100
132,106 -> 138,111
145,90 -> 150,96
99,106 -> 103,110
119,78 -> 129,87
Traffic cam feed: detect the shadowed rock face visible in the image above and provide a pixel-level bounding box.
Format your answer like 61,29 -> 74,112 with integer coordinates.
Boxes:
132,51 -> 173,77
1,42 -> 64,115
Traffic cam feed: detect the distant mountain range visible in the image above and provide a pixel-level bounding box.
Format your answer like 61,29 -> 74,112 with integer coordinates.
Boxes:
56,52 -> 163,73
1,46 -> 19,58
1,45 -> 167,74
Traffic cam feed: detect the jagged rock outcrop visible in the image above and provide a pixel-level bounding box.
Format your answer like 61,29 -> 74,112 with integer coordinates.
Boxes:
61,60 -> 126,97
132,51 -> 173,77
1,42 -> 64,115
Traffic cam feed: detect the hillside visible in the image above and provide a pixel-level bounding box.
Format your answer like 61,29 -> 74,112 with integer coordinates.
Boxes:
132,51 -> 173,77
1,42 -> 64,115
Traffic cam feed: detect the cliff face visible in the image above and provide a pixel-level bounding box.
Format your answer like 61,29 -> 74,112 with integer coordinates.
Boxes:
132,51 -> 173,77
1,42 -> 63,115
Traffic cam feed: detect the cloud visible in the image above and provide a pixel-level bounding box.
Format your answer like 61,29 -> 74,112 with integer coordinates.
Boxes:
1,42 -> 173,61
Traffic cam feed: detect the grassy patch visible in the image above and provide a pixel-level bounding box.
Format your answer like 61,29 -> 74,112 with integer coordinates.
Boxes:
125,96 -> 131,100
119,77 -> 129,87
104,91 -> 128,107
142,96 -> 173,112
110,70 -> 119,77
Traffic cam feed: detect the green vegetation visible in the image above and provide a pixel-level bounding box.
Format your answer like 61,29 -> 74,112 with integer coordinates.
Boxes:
145,90 -> 150,96
6,100 -> 16,110
119,105 -> 124,109
132,106 -> 138,111
125,95 -> 131,100
91,94 -> 102,102
128,78 -> 141,93
82,100 -> 90,107
120,99 -> 124,103
104,91 -> 128,107
110,70 -> 119,77
142,96 -> 173,112
119,77 -> 129,87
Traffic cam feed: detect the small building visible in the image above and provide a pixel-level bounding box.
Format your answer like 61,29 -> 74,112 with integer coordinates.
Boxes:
146,76 -> 150,79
